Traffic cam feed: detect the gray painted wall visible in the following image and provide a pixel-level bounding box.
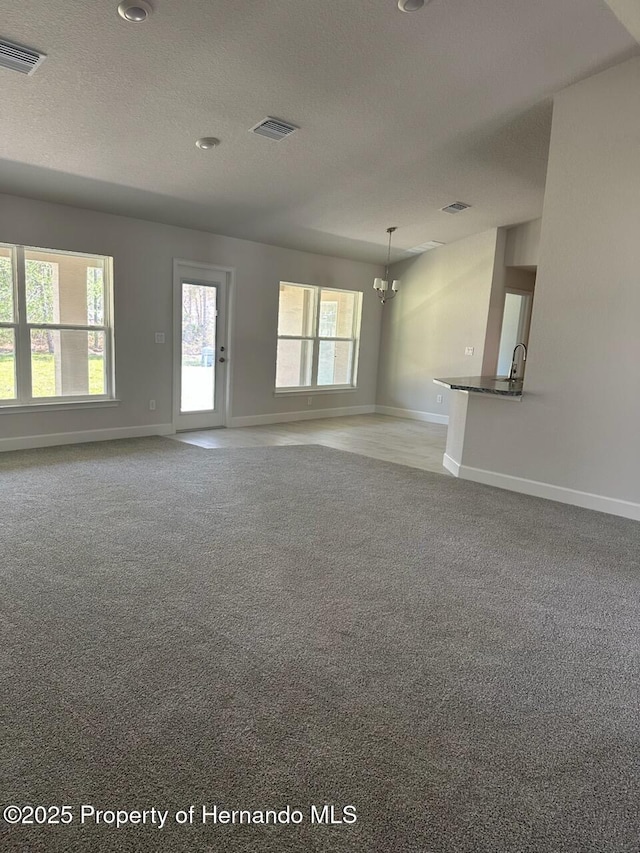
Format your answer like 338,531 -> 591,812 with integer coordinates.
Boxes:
461,57 -> 640,505
504,219 -> 541,267
0,194 -> 383,440
376,229 -> 500,418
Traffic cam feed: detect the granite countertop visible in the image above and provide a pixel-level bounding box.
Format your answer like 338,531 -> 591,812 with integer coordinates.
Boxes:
433,375 -> 523,397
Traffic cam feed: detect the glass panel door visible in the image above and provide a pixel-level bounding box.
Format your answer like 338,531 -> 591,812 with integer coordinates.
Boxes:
173,262 -> 228,432
180,282 -> 217,413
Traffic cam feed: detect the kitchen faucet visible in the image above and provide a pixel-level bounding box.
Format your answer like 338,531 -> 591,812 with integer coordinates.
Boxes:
509,343 -> 527,380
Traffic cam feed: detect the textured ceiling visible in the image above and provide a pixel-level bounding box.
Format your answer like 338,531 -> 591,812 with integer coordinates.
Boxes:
0,0 -> 636,262
603,0 -> 640,42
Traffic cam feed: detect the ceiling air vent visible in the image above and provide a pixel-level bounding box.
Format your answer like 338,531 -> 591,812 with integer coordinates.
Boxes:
406,240 -> 444,255
441,201 -> 471,214
250,117 -> 299,141
0,38 -> 46,75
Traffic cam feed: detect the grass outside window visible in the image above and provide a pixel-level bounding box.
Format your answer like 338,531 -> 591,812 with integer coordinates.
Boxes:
0,353 -> 105,400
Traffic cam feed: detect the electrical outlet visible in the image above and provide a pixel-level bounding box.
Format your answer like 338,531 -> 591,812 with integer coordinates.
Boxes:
307,396 -> 313,406
155,332 -> 165,344
465,346 -> 474,356
436,394 -> 443,404
149,399 -> 156,411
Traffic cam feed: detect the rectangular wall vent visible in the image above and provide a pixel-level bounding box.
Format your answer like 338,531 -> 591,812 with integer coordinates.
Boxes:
441,201 -> 471,214
250,117 -> 299,141
0,38 -> 46,75
406,240 -> 445,255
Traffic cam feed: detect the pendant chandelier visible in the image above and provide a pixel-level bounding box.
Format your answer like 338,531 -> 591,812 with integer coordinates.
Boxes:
373,227 -> 400,304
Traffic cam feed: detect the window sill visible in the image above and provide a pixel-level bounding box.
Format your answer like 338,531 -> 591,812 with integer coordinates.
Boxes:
274,387 -> 358,397
0,399 -> 121,415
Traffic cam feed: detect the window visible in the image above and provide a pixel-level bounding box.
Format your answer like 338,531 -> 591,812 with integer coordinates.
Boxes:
0,244 -> 115,406
275,282 -> 362,390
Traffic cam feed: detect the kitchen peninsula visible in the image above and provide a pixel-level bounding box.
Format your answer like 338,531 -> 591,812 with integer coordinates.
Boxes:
433,375 -> 524,478
433,376 -> 523,397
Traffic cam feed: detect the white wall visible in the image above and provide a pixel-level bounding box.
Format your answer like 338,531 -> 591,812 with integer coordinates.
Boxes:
376,229 -> 500,420
504,219 -> 541,268
0,194 -> 383,443
458,57 -> 640,515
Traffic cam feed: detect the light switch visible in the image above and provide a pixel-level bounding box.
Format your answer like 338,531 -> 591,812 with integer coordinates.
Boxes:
155,332 -> 165,344
465,346 -> 474,356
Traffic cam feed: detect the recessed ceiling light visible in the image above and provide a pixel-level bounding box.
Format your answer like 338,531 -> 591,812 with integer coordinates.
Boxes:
195,137 -> 220,150
117,1 -> 153,23
397,0 -> 427,11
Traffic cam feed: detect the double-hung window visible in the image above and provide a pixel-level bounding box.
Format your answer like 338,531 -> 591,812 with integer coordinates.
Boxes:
275,282 -> 362,391
0,244 -> 115,406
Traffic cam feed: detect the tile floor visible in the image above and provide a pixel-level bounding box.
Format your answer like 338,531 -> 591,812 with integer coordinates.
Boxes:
171,414 -> 448,475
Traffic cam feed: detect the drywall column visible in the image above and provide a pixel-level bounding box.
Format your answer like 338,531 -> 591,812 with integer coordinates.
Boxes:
454,57 -> 640,519
480,228 -> 507,377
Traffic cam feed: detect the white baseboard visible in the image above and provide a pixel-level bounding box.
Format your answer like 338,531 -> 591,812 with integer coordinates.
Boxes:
375,405 -> 449,425
228,405 -> 376,428
443,453 -> 461,477
0,424 -> 174,453
453,461 -> 640,522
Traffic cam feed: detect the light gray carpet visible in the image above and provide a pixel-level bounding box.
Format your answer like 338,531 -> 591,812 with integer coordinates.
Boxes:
1,437 -> 639,853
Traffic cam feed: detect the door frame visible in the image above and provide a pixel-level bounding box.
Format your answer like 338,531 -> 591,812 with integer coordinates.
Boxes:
497,287 -> 533,374
172,259 -> 235,432
505,287 -> 533,347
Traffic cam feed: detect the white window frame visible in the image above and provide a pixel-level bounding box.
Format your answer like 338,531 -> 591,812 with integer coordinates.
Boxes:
0,243 -> 116,409
275,282 -> 363,393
